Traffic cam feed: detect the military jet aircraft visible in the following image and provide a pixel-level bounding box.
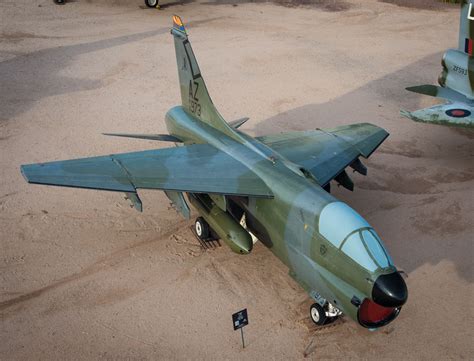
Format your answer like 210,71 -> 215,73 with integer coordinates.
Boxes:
401,0 -> 474,128
21,15 -> 407,329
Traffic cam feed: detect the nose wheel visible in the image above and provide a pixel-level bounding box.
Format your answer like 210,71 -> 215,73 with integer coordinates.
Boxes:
310,303 -> 327,326
310,302 -> 342,326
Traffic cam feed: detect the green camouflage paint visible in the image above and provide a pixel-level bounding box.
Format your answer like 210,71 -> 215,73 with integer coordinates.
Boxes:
21,16 -> 406,329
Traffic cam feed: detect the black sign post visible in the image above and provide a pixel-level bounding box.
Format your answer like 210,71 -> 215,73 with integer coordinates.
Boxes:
232,308 -> 248,349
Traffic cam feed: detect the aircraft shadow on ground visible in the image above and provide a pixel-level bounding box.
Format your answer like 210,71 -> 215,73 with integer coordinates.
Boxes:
1,27 -> 471,282
253,52 -> 473,282
0,18 -> 213,122
201,0 -> 351,12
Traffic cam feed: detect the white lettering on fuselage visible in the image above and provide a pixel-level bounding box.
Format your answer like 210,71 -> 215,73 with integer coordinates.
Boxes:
453,65 -> 468,76
468,3 -> 474,20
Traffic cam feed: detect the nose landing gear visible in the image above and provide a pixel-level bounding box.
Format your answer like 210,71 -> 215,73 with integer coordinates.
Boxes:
310,302 -> 342,326
310,303 -> 327,326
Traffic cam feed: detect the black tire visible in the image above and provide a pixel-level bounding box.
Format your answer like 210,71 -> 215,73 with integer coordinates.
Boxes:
195,217 -> 210,240
310,303 -> 327,326
54,0 -> 65,4
145,0 -> 159,8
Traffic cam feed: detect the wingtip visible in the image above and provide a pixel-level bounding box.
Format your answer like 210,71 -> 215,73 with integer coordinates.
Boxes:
20,164 -> 31,183
400,109 -> 413,119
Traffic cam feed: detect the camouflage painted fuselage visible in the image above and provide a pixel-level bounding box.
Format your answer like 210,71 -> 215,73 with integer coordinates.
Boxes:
20,15 -> 407,330
166,106 -> 400,327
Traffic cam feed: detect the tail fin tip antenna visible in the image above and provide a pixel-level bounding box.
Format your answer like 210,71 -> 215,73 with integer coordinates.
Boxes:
173,15 -> 187,34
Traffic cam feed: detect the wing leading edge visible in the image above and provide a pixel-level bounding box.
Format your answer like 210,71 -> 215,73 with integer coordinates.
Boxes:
257,123 -> 388,190
21,143 -> 273,200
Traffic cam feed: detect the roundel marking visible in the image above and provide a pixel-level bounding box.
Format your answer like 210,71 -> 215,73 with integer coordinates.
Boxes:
445,109 -> 471,118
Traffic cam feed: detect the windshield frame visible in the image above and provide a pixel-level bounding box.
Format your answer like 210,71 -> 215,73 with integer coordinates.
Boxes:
339,227 -> 392,271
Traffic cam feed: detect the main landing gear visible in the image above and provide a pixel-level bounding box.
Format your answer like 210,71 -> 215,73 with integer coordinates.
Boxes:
310,302 -> 342,326
195,217 -> 210,240
194,217 -> 219,242
193,217 -> 221,250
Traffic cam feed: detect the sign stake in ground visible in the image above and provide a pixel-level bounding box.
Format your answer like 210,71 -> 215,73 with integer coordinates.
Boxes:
232,308 -> 248,349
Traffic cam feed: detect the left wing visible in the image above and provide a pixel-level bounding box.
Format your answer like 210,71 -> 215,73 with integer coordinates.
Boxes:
21,143 -> 274,201
257,123 -> 388,190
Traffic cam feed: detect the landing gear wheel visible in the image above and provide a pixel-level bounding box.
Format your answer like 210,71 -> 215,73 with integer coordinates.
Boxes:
310,303 -> 327,326
54,0 -> 65,4
195,217 -> 210,241
145,0 -> 159,8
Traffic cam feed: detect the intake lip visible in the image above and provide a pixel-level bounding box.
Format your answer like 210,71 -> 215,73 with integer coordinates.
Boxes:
372,272 -> 408,308
358,298 -> 400,329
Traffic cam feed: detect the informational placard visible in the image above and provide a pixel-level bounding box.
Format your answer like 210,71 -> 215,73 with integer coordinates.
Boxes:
232,308 -> 248,348
232,308 -> 248,330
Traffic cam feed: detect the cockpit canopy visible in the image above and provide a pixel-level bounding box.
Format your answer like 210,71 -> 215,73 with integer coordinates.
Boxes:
319,202 -> 393,272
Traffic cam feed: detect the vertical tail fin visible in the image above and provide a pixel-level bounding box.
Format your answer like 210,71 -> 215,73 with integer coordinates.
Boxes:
460,1 -> 474,56
171,16 -> 236,137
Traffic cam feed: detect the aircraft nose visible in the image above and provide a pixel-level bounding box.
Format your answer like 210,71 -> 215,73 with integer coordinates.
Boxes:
372,272 -> 408,308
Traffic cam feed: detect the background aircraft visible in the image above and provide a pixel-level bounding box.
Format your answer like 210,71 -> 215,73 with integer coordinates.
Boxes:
145,0 -> 160,8
21,15 -> 407,329
401,0 -> 474,128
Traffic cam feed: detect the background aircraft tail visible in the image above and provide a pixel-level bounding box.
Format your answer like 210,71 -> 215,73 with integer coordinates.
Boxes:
406,1 -> 474,101
459,1 -> 474,55
170,16 -> 237,137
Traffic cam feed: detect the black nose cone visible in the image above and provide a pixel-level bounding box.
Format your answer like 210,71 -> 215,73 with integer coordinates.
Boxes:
372,272 -> 408,308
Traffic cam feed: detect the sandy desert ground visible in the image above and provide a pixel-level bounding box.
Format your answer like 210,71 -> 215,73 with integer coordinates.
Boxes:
1,0 -> 473,359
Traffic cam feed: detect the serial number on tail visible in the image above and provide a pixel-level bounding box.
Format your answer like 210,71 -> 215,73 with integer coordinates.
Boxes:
189,80 -> 201,116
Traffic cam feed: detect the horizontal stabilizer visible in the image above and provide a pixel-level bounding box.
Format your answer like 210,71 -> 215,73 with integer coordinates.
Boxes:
103,133 -> 182,142
406,85 -> 472,104
228,117 -> 249,129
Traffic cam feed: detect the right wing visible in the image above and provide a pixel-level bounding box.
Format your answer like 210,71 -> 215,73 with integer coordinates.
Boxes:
257,123 -> 388,190
21,143 -> 273,199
